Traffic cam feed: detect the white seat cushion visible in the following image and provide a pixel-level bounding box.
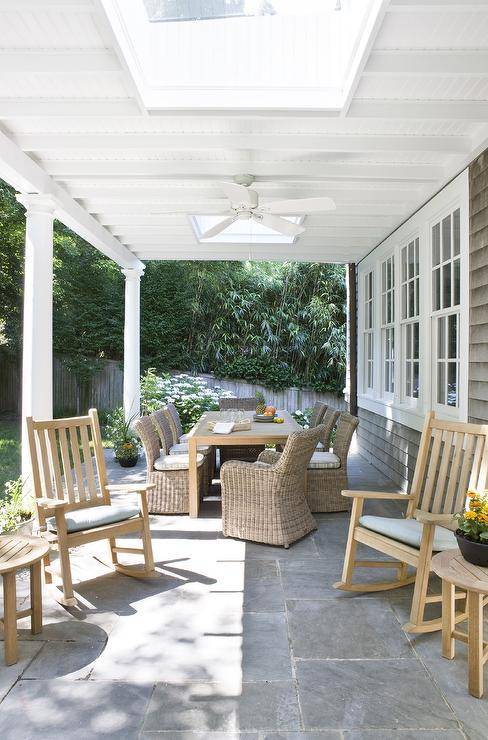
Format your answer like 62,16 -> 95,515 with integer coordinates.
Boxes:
170,443 -> 211,455
179,433 -> 189,442
308,451 -> 341,470
154,453 -> 204,471
359,515 -> 458,552
47,504 -> 139,534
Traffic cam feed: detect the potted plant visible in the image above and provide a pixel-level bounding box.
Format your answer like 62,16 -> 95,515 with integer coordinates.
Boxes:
455,489 -> 488,566
106,408 -> 140,468
0,477 -> 34,535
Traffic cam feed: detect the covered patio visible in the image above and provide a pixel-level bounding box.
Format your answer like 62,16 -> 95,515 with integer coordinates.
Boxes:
0,448 -> 481,738
1,0 -> 488,737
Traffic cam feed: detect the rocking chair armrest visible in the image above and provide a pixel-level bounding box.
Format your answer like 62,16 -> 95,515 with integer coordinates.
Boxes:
37,497 -> 69,509
341,490 -> 416,501
105,483 -> 156,493
415,511 -> 458,531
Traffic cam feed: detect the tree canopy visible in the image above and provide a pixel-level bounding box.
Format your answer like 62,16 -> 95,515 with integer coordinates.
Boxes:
0,180 -> 346,393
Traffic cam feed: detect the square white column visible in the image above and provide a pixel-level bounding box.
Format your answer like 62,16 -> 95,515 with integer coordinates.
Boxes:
122,266 -> 144,421
16,193 -> 57,484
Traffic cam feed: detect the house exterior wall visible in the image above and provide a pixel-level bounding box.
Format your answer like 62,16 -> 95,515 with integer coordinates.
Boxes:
355,168 -> 472,487
468,150 -> 488,425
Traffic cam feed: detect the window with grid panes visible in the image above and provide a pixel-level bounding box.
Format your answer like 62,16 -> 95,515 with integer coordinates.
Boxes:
381,255 -> 395,395
401,238 -> 420,401
364,271 -> 374,391
432,208 -> 460,408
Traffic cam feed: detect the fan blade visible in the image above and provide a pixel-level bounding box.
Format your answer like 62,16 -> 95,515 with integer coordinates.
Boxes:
258,196 -> 336,214
254,213 -> 306,237
201,216 -> 236,239
221,181 -> 258,207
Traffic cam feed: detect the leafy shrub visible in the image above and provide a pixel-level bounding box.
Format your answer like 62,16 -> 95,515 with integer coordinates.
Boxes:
0,477 -> 32,534
292,408 -> 313,428
217,357 -> 299,391
140,370 -> 233,432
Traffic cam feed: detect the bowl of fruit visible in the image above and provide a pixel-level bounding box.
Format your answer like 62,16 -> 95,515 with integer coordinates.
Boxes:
254,393 -> 277,422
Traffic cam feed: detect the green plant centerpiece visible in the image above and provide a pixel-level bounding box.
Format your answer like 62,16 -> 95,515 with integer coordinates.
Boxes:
105,408 -> 140,468
0,477 -> 33,534
455,489 -> 488,566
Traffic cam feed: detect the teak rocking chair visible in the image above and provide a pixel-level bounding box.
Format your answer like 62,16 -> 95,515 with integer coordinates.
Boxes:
27,409 -> 156,606
334,412 -> 488,633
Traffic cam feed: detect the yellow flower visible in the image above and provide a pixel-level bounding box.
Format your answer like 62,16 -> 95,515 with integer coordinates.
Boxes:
467,489 -> 478,497
464,510 -> 477,520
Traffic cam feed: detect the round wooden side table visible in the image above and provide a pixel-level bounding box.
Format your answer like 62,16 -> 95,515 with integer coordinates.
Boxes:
432,548 -> 488,698
0,534 -> 49,666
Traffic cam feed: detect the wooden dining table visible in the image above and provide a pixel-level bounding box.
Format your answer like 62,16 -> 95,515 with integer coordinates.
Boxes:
186,410 -> 302,517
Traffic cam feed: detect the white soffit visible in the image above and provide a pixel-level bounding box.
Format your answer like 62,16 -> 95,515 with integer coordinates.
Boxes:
0,0 -> 487,264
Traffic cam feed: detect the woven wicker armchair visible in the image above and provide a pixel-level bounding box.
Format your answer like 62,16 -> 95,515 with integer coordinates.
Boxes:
218,396 -> 265,465
135,415 -> 205,514
157,406 -> 215,484
309,401 -> 327,428
221,424 -> 324,547
306,412 -> 359,513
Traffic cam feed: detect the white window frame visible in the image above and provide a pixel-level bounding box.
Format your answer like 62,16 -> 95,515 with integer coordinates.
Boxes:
362,270 -> 374,393
357,169 -> 469,432
380,255 -> 395,398
400,236 -> 420,407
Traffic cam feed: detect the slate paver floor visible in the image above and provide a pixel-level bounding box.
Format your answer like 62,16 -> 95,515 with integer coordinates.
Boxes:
0,445 -> 484,738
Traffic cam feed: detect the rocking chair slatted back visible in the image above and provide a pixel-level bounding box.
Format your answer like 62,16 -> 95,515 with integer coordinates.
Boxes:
27,409 -> 109,523
409,412 -> 488,517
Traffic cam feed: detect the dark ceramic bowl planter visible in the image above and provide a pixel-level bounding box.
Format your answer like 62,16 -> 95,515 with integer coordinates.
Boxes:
455,530 -> 488,567
116,454 -> 139,468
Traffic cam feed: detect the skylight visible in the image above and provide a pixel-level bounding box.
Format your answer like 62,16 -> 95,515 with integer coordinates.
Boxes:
190,215 -> 304,244
143,0 -> 340,23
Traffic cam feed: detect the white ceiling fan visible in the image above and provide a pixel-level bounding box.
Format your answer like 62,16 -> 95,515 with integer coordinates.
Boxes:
201,175 -> 336,239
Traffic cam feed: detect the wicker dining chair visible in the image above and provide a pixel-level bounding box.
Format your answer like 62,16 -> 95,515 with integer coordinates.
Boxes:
221,424 -> 324,547
135,416 -> 205,514
309,401 -> 328,428
152,408 -> 215,486
305,412 -> 359,512
218,396 -> 266,465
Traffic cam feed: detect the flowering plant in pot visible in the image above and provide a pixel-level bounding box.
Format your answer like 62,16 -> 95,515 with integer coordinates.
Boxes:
455,489 -> 488,567
106,408 -> 140,468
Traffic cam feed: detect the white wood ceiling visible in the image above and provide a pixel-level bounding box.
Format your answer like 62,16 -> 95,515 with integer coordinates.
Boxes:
1,0 -> 488,263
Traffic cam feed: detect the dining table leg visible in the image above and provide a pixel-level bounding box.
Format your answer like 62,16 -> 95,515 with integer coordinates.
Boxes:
188,436 -> 199,518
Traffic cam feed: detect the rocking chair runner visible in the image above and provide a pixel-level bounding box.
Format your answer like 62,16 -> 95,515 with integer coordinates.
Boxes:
334,412 -> 488,633
27,409 -> 156,606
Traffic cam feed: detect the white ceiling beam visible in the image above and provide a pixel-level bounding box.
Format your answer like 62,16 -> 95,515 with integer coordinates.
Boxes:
120,236 -> 374,248
0,130 -> 140,268
0,50 -> 122,74
87,202 -> 408,217
0,99 -> 140,118
349,99 -> 488,120
388,0 -> 488,10
136,251 -> 363,263
364,50 -> 488,77
106,225 -> 384,238
14,132 -> 470,154
0,0 -> 94,7
44,160 -> 444,181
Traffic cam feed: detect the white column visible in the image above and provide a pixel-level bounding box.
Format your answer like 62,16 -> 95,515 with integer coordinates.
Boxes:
122,266 -> 144,421
17,193 -> 57,484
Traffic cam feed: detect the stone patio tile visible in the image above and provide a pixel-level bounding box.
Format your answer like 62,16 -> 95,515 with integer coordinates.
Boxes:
0,679 -> 152,739
287,599 -> 412,659
296,659 -> 458,730
261,733 -> 341,739
6,600 -> 117,643
142,681 -> 301,733
243,579 -> 285,612
141,734 -> 258,739
280,559 -> 396,601
0,641 -> 43,701
243,536 -> 319,561
22,640 -> 105,679
344,731 -> 464,739
241,613 -> 292,680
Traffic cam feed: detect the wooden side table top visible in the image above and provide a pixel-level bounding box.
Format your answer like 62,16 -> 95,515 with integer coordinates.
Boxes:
0,535 -> 49,575
432,548 -> 488,595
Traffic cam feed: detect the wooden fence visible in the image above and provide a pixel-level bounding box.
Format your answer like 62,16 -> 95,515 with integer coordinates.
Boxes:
0,352 -> 346,416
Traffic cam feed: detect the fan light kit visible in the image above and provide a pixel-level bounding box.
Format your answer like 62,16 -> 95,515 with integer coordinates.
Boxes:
200,177 -> 336,240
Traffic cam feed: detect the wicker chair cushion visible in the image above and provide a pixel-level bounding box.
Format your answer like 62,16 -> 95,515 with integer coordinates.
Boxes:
179,433 -> 189,442
47,504 -> 139,534
170,443 -> 211,455
153,453 -> 204,471
359,515 -> 457,552
308,451 -> 341,469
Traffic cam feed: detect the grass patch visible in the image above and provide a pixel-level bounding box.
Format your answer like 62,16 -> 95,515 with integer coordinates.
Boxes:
0,419 -> 21,496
